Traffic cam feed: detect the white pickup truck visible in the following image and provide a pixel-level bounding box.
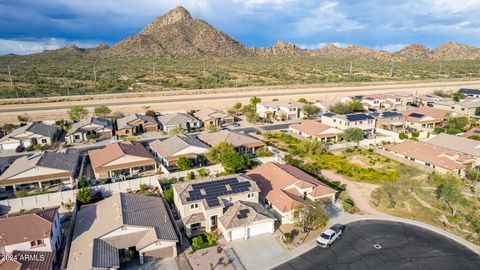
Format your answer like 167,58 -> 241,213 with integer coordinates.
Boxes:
316,224 -> 346,248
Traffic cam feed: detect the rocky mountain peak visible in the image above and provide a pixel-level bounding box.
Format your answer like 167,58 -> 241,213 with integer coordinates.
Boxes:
139,6 -> 192,36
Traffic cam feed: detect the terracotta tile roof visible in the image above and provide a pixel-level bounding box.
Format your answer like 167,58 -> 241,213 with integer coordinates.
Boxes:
384,140 -> 468,170
5,251 -> 53,270
219,201 -> 275,230
289,120 -> 342,138
193,108 -> 231,122
247,163 -> 336,213
197,130 -> 265,148
0,208 -> 57,247
88,142 -> 154,169
148,135 -> 209,159
400,107 -> 451,122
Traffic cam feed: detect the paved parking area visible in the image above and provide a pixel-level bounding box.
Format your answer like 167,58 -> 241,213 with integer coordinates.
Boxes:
229,234 -> 284,270
124,257 -> 178,270
275,220 -> 480,270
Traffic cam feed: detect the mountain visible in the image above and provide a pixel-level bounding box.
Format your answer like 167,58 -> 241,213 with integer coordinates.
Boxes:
394,44 -> 432,60
3,6 -> 480,61
253,40 -> 307,56
432,42 -> 480,60
110,6 -> 249,57
311,44 -> 397,61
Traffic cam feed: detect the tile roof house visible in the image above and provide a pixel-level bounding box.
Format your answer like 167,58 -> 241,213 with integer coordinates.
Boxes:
458,88 -> 480,98
426,133 -> 480,159
157,113 -> 202,133
197,130 -> 265,154
321,113 -> 376,138
0,151 -> 81,195
0,207 -> 61,265
341,94 -> 402,110
88,142 -> 157,180
0,250 -> 54,270
247,162 -> 337,224
369,111 -> 406,131
0,122 -> 59,151
193,108 -> 234,128
172,175 -> 273,240
462,127 -> 480,139
384,140 -> 475,177
116,113 -> 158,136
218,200 -> 275,242
66,117 -> 113,143
148,135 -> 209,168
68,193 -> 179,270
400,107 -> 451,130
256,101 -> 305,120
289,120 -> 343,142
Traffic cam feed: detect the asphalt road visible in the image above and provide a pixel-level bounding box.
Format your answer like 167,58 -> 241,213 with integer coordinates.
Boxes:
274,220 -> 480,270
1,81 -> 479,113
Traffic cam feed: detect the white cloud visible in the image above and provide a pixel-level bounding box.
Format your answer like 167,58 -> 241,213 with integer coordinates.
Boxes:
372,44 -> 409,53
297,42 -> 349,50
0,38 -> 99,55
290,1 -> 364,36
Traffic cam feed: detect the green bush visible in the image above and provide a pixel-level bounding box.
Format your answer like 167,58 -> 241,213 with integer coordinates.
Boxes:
191,233 -> 217,251
76,188 -> 93,204
164,187 -> 174,205
139,183 -> 148,191
399,132 -> 407,140
197,168 -> 207,177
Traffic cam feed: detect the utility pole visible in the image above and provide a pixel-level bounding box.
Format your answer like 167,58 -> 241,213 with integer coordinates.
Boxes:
390,63 -> 394,77
7,64 -> 18,97
93,62 -> 97,82
277,64 -> 280,77
438,62 -> 443,76
349,61 -> 353,79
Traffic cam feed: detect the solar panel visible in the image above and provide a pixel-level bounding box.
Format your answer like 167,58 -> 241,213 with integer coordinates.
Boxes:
346,114 -> 373,121
185,177 -> 252,207
237,209 -> 250,219
382,111 -> 401,117
408,113 -> 425,118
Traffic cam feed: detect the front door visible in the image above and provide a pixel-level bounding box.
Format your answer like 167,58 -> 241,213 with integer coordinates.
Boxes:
210,215 -> 217,230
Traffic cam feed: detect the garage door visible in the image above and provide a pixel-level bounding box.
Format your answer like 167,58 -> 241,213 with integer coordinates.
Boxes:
0,143 -> 19,150
143,246 -> 175,261
248,221 -> 274,238
229,228 -> 245,241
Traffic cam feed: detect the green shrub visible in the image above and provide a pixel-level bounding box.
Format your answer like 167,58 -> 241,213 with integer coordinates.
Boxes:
197,168 -> 207,177
76,188 -> 93,204
187,171 -> 196,180
78,178 -> 88,188
139,183 -> 148,192
164,187 -> 174,205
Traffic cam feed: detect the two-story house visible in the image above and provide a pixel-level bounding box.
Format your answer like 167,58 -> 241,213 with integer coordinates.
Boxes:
400,107 -> 451,131
341,94 -> 403,111
0,207 -> 61,264
172,175 -> 275,241
247,162 -> 337,224
256,101 -> 304,120
370,111 -> 406,131
321,112 -> 376,138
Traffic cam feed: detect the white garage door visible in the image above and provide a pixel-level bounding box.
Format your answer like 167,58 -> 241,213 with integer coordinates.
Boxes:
247,221 -> 274,238
1,143 -> 19,150
229,228 -> 245,241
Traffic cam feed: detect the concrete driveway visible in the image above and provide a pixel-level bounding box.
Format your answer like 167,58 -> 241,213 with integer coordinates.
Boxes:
228,234 -> 284,270
124,257 -> 178,270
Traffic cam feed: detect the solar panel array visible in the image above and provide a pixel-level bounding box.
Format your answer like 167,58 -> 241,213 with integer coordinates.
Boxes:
345,114 -> 374,121
382,111 -> 402,117
186,178 -> 252,208
408,113 -> 425,118
237,209 -> 250,219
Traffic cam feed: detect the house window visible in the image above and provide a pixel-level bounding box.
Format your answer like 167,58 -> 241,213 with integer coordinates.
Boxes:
30,239 -> 44,247
247,193 -> 255,199
191,203 -> 199,210
74,135 -> 80,140
41,139 -> 47,144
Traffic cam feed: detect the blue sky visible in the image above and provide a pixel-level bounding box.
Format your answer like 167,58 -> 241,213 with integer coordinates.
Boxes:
1,0 -> 480,55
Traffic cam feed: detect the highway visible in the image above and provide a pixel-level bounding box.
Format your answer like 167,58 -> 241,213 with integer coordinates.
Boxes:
0,80 -> 479,123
